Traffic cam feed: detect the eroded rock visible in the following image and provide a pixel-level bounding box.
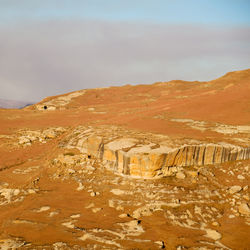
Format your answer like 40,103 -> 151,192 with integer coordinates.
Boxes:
62,126 -> 250,178
238,203 -> 250,216
229,185 -> 242,194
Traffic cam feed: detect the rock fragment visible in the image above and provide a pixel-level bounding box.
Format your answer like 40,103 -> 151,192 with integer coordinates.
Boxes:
205,228 -> 222,240
212,221 -> 220,227
238,203 -> 250,216
176,172 -> 185,179
229,185 -> 242,194
76,182 -> 84,191
237,175 -> 245,180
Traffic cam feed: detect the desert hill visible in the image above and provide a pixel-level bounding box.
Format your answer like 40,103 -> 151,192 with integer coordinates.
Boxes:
0,69 -> 249,249
30,68 -> 250,127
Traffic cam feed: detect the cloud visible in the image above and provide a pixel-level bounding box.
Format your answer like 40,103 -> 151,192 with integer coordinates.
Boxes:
0,19 -> 249,102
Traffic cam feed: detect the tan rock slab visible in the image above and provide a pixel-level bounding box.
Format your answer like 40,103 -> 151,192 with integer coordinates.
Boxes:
238,203 -> 250,216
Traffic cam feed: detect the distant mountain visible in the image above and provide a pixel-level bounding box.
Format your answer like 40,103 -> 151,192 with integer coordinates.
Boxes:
0,98 -> 33,109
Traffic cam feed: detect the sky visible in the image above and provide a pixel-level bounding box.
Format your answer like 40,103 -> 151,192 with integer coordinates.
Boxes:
0,0 -> 250,102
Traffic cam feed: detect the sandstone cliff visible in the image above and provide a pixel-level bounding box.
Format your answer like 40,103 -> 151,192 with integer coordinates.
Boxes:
63,126 -> 250,178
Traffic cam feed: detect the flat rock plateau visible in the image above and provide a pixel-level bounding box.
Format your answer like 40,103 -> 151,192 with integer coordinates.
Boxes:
0,69 -> 250,249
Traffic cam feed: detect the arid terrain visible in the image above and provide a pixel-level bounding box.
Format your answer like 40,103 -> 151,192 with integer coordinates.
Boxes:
0,69 -> 250,249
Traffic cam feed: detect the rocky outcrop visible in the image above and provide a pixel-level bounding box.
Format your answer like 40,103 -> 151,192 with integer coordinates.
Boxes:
63,127 -> 250,178
99,142 -> 250,178
35,90 -> 86,110
18,127 -> 66,146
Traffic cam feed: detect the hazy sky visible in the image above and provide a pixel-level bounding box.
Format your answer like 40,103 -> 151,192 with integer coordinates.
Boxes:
0,0 -> 250,102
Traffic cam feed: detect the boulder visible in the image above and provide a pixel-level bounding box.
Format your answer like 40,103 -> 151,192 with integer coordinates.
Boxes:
238,203 -> 250,216
176,172 -> 186,179
205,228 -> 222,241
229,185 -> 242,194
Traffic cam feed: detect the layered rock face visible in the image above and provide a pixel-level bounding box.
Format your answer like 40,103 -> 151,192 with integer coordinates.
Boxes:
64,127 -> 250,178
34,90 -> 86,110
